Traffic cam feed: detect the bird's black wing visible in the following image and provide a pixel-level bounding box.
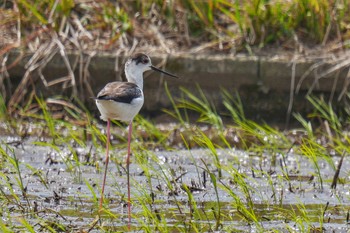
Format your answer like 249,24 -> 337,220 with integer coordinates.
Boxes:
96,82 -> 142,104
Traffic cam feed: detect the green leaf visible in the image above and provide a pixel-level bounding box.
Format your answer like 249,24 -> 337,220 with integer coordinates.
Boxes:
18,0 -> 48,24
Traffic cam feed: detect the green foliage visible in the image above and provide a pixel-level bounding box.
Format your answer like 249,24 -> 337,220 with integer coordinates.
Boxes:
17,0 -> 49,24
2,84 -> 350,231
307,95 -> 342,136
17,0 -> 75,25
177,86 -> 223,129
15,0 -> 130,34
0,94 -> 7,120
194,131 -> 222,178
163,82 -> 187,125
171,0 -> 349,46
201,159 -> 221,231
8,0 -> 349,54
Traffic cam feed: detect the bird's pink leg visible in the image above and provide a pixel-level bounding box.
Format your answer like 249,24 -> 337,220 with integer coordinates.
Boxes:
126,120 -> 132,229
99,118 -> 111,211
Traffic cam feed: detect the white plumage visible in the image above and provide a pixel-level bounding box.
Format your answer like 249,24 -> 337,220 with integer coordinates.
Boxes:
96,96 -> 144,122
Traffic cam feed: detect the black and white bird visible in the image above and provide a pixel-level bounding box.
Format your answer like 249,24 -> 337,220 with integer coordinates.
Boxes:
95,53 -> 178,227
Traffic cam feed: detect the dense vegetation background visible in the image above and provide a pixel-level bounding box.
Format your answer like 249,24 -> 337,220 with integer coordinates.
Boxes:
2,0 -> 350,55
2,0 -> 350,117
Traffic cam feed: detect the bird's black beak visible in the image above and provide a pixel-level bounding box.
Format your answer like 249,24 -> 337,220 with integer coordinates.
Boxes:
151,65 -> 179,78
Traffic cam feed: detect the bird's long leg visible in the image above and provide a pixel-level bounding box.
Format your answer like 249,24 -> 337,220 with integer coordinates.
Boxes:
99,118 -> 111,211
126,120 -> 132,229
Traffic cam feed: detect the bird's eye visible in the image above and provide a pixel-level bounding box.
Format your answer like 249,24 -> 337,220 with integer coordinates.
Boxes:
133,54 -> 150,65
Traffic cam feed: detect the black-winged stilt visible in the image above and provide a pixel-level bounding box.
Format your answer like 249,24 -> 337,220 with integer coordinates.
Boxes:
95,53 -> 178,228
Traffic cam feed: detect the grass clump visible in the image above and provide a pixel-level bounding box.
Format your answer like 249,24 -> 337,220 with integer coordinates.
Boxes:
1,84 -> 350,232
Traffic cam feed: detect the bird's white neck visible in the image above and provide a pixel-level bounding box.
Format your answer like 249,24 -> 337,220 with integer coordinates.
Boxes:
125,66 -> 144,90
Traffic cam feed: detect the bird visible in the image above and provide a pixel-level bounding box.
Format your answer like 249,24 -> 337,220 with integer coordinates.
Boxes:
95,53 -> 178,228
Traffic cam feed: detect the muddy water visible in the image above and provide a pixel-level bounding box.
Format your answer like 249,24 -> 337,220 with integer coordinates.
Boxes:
1,135 -> 350,232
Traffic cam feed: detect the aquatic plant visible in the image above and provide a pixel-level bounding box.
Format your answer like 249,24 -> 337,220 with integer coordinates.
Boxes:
1,83 -> 350,232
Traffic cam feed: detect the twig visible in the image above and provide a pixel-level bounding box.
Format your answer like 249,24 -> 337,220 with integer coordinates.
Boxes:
286,57 -> 297,129
7,39 -> 58,112
338,66 -> 350,101
329,69 -> 340,102
46,76 -> 72,87
0,27 -> 50,58
53,36 -> 77,97
150,24 -> 171,54
82,52 -> 96,98
295,61 -> 326,93
0,53 -> 11,100
322,201 -> 329,223
46,98 -> 82,112
87,215 -> 99,232
331,151 -> 345,189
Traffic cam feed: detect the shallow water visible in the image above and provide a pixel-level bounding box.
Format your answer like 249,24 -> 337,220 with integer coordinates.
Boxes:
1,135 -> 350,232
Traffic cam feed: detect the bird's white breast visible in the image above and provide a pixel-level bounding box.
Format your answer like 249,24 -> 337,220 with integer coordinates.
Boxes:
96,96 -> 144,122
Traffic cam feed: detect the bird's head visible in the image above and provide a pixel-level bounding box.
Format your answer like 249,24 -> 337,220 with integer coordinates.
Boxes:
125,53 -> 179,78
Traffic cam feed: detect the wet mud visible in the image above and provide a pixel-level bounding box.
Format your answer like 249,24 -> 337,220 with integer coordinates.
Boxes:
1,135 -> 350,232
